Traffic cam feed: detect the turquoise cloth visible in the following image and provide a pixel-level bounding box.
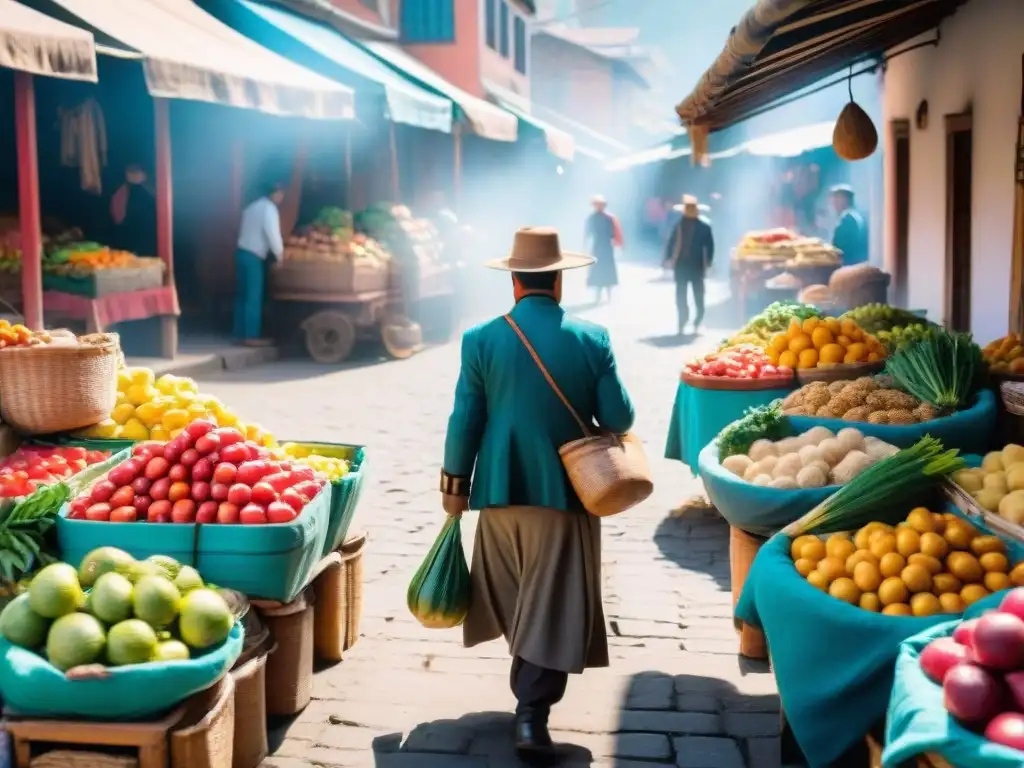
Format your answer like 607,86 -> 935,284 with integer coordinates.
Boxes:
698,442 -> 836,537
787,389 -> 997,453
664,381 -> 793,474
443,295 -> 635,513
884,618 -> 1024,768
0,622 -> 243,720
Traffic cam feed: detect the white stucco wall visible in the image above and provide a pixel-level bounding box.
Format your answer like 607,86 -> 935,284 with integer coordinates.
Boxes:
881,0 -> 1023,342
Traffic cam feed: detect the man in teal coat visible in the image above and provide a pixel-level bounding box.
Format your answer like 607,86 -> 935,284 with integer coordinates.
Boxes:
439,227 -> 636,759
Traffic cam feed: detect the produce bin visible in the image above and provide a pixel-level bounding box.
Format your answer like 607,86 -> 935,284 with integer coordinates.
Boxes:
55,456 -> 332,603
258,590 -> 314,717
282,440 -> 367,556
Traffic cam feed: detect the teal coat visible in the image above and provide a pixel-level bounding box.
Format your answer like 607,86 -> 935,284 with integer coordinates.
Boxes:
443,295 -> 635,513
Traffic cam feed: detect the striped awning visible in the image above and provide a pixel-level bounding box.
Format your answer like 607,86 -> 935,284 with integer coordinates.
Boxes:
0,0 -> 96,80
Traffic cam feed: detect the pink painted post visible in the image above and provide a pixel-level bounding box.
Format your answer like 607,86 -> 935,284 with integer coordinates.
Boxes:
14,73 -> 43,330
153,97 -> 178,357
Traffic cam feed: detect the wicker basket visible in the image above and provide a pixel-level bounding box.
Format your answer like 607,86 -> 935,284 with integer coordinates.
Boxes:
0,332 -> 119,434
230,649 -> 270,768
559,433 -> 654,518
729,526 -> 768,660
259,589 -> 315,717
795,360 -> 885,385
340,532 -> 367,651
170,674 -> 235,768
312,551 -> 344,662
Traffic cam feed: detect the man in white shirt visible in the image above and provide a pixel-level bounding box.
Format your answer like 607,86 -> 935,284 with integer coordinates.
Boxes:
234,183 -> 286,346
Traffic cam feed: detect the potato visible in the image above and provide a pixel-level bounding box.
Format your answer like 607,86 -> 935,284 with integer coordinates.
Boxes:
952,469 -> 984,494
1003,444 -> 1024,466
802,426 -> 834,446
774,452 -> 803,479
722,454 -> 753,477
975,488 -> 1007,513
748,440 -> 777,462
752,474 -> 773,487
982,451 -> 1005,473
999,489 -> 1024,525
984,471 -> 1009,493
1007,464 -> 1024,492
796,465 -> 828,489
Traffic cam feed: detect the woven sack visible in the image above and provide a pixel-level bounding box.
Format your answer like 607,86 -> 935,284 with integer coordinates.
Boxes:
0,332 -> 119,435
505,315 -> 653,517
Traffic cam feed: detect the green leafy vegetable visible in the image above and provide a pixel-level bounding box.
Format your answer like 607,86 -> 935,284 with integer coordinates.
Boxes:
884,329 -> 984,409
716,400 -> 789,459
0,482 -> 69,583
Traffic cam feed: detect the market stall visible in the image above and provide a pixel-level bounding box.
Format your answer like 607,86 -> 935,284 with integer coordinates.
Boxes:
269,203 -> 458,363
0,329 -> 369,767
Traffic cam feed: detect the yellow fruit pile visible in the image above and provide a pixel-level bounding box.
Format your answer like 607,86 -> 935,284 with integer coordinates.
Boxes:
767,316 -> 886,370
279,443 -> 352,482
80,367 -> 274,445
983,333 -> 1024,374
791,508 -> 1021,616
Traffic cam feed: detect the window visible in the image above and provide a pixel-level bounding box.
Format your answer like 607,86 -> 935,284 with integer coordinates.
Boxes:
485,0 -> 496,49
401,0 -> 455,44
513,16 -> 527,73
499,1 -> 510,58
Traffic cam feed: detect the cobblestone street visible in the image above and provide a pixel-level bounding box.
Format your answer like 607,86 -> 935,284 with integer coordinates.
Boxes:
193,263 -> 782,768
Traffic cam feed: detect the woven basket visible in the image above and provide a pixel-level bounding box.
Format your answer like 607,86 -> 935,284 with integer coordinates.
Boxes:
31,752 -> 136,768
171,674 -> 235,768
559,432 -> 654,517
729,526 -> 768,660
795,360 -> 885,385
998,382 -> 1024,444
312,551 -> 344,662
230,650 -> 270,768
259,589 -> 315,717
341,532 -> 367,652
0,332 -> 119,434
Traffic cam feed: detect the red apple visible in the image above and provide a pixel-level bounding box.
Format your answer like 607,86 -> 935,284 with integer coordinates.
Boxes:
195,433 -> 221,456
236,461 -> 268,486
162,441 -> 184,463
133,495 -> 153,515
90,480 -> 116,503
131,476 -> 152,495
240,503 -> 267,524
107,462 -> 136,487
267,501 -> 297,524
264,473 -> 294,494
213,428 -> 244,446
168,463 -> 189,483
85,503 -> 111,521
210,483 -> 229,502
251,482 -> 277,507
185,420 -> 217,439
227,483 -> 251,506
216,502 -> 240,524
196,500 -> 219,524
150,477 -> 171,501
110,506 -> 137,523
280,489 -> 304,513
171,499 -> 197,523
179,448 -> 200,468
145,457 -> 170,480
212,463 -> 237,485
109,486 -> 135,509
191,481 -> 211,503
168,481 -> 190,503
191,458 -> 213,483
219,444 -> 248,465
147,499 -> 173,523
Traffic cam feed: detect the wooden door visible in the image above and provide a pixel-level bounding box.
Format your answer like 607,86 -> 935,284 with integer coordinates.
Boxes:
945,112 -> 973,331
892,119 -> 910,307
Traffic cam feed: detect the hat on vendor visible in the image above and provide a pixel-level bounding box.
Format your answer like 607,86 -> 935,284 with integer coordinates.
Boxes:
674,194 -> 700,217
485,227 -> 595,272
591,194 -> 607,209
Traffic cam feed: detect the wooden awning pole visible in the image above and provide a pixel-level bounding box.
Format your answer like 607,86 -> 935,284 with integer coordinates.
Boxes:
14,73 -> 42,330
389,122 -> 400,200
453,123 -> 463,214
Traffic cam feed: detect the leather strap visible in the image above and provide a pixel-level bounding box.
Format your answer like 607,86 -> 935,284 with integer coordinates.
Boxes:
504,314 -> 592,438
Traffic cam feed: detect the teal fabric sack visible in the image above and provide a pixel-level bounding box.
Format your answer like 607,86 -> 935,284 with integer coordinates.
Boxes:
664,380 -> 793,474
0,622 -> 243,719
407,516 -> 470,629
884,619 -> 1024,768
787,389 -> 997,454
698,442 -> 837,537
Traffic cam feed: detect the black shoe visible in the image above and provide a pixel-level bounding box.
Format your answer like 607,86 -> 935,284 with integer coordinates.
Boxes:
515,713 -> 555,758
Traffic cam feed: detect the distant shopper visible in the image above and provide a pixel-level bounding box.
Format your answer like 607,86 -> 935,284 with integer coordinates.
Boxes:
830,184 -> 868,265
663,194 -> 714,336
584,194 -> 621,303
234,182 -> 286,347
109,164 -> 156,257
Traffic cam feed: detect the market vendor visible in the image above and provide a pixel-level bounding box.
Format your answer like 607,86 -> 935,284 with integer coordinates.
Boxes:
830,183 -> 869,265
108,164 -> 156,258
234,182 -> 285,347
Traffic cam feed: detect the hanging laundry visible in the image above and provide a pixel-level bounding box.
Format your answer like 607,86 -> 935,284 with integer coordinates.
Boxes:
59,99 -> 108,194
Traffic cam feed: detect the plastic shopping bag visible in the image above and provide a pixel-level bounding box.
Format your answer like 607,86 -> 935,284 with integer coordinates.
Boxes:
407,516 -> 470,628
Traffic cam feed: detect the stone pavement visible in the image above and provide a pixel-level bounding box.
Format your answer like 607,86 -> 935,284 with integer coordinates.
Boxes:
191,263 -> 784,768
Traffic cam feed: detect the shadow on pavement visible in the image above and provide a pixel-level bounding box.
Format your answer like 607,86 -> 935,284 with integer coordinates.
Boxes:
653,508 -> 731,593
639,333 -> 697,348
370,711 -> 594,766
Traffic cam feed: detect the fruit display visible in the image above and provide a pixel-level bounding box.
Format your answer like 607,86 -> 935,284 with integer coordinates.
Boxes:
983,333 -> 1024,374
79,367 -> 274,444
734,228 -> 842,266
284,206 -> 391,265
683,344 -> 793,381
953,444 -> 1024,524
781,376 -> 939,423
885,329 -> 983,410
0,445 -> 110,499
44,243 -> 161,277
876,323 -> 936,352
0,483 -> 71,586
67,422 -> 327,525
0,319 -> 47,349
766,315 -> 886,370
723,426 -> 897,488
791,508 -> 1018,615
355,203 -> 444,265
917,588 -> 1024,751
0,549 -> 234,670
723,300 -> 823,348
278,443 -> 351,482
840,304 -> 933,334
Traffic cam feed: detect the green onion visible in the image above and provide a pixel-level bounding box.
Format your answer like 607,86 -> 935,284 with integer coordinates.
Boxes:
782,436 -> 965,536
884,330 -> 983,410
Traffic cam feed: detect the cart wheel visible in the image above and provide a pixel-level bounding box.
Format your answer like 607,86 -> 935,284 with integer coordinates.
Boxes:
381,318 -> 422,360
301,311 -> 356,364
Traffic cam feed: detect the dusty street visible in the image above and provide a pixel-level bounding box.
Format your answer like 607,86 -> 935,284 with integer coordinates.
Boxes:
192,263 -> 783,768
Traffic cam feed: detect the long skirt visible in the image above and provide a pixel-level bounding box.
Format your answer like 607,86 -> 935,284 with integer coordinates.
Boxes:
586,245 -> 618,288
463,505 -> 609,674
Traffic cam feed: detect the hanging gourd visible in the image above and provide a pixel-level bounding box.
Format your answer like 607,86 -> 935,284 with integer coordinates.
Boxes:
833,68 -> 879,161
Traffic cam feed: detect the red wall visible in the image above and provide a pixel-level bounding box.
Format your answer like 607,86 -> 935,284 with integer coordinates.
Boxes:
403,0 -> 485,97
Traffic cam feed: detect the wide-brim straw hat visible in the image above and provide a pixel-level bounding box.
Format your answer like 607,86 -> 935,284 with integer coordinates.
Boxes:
673,193 -> 699,213
485,226 -> 595,272
591,194 -> 607,205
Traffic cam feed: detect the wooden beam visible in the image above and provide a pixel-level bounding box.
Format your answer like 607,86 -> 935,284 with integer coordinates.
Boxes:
1009,53 -> 1024,333
14,73 -> 42,331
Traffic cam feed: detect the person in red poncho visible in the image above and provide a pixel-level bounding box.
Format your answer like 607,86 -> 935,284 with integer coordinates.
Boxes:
584,194 -> 622,303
